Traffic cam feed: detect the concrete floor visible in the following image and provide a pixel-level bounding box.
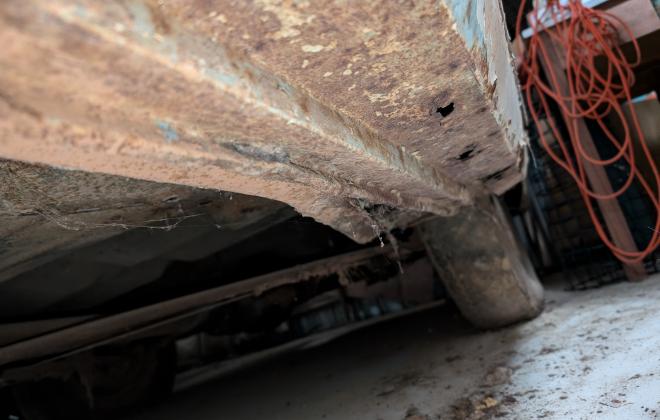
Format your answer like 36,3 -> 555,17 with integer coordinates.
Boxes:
127,275 -> 660,420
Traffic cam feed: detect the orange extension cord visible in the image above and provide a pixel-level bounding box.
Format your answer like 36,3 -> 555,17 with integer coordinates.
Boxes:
515,0 -> 660,264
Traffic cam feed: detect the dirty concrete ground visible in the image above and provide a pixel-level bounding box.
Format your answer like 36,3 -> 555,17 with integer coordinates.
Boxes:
127,275 -> 660,420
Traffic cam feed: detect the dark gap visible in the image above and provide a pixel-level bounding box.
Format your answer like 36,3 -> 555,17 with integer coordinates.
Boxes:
482,165 -> 514,182
457,145 -> 477,161
436,102 -> 455,117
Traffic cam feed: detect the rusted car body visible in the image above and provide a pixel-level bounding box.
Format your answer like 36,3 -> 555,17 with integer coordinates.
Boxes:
0,1 -> 542,417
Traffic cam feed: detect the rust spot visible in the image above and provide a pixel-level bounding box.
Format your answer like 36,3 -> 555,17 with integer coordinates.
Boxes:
456,144 -> 477,161
254,41 -> 266,52
486,79 -> 497,100
298,95 -> 310,114
146,2 -> 171,35
243,68 -> 256,83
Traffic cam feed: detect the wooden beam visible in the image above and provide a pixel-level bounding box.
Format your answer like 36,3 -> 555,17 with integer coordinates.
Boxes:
604,0 -> 660,43
538,33 -> 646,280
523,0 -> 660,42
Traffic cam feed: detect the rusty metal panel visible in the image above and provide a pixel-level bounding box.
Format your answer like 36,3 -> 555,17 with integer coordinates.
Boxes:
0,0 -> 526,241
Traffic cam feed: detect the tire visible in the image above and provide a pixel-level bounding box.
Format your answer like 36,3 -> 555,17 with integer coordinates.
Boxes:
421,196 -> 544,328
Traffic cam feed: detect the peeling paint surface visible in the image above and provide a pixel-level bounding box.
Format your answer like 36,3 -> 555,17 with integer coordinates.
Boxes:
442,0 -> 528,190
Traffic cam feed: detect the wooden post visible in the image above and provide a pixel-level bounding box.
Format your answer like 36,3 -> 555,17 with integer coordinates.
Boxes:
421,197 -> 544,329
538,33 -> 646,281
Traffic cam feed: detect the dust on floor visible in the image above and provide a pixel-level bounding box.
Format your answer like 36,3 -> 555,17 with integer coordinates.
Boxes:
127,275 -> 660,420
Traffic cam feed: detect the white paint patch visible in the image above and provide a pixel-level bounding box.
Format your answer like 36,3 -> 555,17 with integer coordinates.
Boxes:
301,44 -> 324,53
